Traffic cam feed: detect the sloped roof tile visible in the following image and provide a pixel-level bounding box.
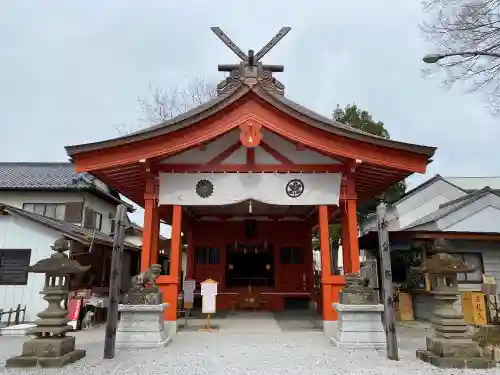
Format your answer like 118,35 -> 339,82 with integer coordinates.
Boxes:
404,187 -> 496,229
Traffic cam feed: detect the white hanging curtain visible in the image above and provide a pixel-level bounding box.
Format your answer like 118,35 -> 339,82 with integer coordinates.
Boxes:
158,173 -> 342,206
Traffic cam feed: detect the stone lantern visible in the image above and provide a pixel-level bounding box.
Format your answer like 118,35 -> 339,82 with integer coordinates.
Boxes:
416,238 -> 496,369
6,237 -> 90,368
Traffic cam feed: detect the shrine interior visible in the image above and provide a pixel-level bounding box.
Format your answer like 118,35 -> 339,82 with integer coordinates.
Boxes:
182,200 -> 316,311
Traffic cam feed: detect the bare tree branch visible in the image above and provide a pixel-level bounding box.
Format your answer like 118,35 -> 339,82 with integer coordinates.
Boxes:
421,0 -> 500,112
138,78 -> 217,123
115,78 -> 217,134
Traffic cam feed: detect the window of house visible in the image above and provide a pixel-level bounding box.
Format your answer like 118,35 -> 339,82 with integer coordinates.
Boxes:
280,247 -> 304,265
23,203 -> 66,220
83,208 -> 103,231
95,212 -> 103,231
195,247 -> 220,265
0,249 -> 31,285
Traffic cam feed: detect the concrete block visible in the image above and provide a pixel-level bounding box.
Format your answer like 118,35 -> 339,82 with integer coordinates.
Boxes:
116,303 -> 171,350
331,303 -> 386,350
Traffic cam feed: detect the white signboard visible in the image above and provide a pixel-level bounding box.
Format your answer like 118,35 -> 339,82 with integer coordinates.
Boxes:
202,295 -> 216,314
201,279 -> 218,314
201,282 -> 218,296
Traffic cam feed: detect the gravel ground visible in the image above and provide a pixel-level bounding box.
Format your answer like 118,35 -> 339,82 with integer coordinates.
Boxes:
0,322 -> 497,375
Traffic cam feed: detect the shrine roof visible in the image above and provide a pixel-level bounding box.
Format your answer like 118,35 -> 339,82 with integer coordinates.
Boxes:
66,84 -> 435,158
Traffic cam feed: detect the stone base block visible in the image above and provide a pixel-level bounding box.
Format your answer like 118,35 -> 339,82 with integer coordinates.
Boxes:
6,346 -> 85,368
116,303 -> 170,349
417,349 -> 496,369
331,303 -> 386,350
330,335 -> 386,350
21,336 -> 76,357
426,336 -> 481,358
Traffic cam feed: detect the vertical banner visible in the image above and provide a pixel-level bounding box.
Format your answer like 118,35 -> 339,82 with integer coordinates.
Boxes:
67,298 -> 82,330
376,202 -> 399,361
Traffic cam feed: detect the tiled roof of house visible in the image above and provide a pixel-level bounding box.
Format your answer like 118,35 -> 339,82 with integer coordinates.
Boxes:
0,162 -> 134,210
404,187 -> 497,229
0,204 -> 140,251
0,162 -> 92,189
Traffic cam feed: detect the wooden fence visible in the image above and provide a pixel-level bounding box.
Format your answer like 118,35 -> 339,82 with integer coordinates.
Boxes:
0,304 -> 27,327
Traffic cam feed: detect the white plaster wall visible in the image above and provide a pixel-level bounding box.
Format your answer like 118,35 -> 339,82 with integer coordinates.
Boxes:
0,215 -> 59,322
124,235 -> 142,247
397,194 -> 453,229
0,190 -> 121,235
437,194 -> 500,232
158,128 -> 342,165
0,191 -> 84,210
160,130 -> 240,164
360,178 -> 467,234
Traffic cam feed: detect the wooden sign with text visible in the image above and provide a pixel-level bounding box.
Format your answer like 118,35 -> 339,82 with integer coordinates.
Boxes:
200,278 -> 219,332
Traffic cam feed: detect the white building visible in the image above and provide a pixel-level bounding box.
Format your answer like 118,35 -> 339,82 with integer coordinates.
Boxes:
0,162 -> 142,323
359,175 -> 500,321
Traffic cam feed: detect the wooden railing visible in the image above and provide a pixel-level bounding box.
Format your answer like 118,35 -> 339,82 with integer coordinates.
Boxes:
0,304 -> 27,327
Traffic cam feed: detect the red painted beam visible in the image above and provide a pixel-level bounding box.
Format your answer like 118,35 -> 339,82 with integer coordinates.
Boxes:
154,163 -> 345,173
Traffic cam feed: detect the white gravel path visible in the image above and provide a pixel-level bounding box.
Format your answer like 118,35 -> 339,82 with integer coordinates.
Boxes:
0,323 -> 497,375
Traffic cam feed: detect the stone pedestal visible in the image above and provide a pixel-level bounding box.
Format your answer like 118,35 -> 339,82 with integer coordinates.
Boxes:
416,290 -> 496,369
116,303 -> 170,349
6,336 -> 86,368
415,250 -> 496,369
331,303 -> 386,349
5,237 -> 89,368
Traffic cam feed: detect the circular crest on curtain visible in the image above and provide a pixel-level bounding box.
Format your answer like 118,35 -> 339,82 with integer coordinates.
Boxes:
195,179 -> 214,198
286,179 -> 304,198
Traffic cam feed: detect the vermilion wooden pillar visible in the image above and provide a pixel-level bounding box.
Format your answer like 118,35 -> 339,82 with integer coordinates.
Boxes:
150,180 -> 160,265
156,205 -> 182,321
141,177 -> 158,271
340,177 -> 361,274
319,205 -> 344,322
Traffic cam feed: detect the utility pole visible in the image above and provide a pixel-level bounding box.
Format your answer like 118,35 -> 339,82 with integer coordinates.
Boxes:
103,204 -> 126,359
376,202 -> 399,360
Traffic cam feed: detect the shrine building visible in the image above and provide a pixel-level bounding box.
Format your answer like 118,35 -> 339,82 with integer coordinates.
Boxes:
65,28 -> 436,334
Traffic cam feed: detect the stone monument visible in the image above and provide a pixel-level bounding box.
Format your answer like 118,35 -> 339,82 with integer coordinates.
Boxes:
116,264 -> 170,349
6,237 -> 90,368
331,272 -> 387,349
416,239 -> 496,369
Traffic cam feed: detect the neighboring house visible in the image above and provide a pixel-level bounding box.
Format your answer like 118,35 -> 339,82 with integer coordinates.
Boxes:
360,175 -> 468,235
0,204 -> 140,323
0,162 -> 141,323
359,175 -> 500,322
0,162 -> 135,236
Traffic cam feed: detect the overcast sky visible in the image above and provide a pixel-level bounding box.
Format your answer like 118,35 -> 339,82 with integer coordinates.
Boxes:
1,1 -> 498,232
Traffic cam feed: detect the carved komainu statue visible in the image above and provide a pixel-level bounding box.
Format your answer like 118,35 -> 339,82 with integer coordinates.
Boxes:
130,264 -> 162,293
124,264 -> 163,304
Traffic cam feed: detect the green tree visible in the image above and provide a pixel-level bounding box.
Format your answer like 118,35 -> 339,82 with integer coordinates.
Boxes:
313,104 -> 406,273
333,103 -> 406,220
